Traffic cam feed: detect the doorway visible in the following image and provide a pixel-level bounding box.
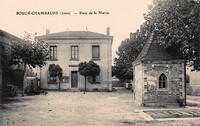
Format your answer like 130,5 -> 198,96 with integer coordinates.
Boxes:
71,71 -> 78,88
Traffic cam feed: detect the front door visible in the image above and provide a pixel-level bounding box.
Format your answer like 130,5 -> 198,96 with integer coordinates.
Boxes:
71,71 -> 78,88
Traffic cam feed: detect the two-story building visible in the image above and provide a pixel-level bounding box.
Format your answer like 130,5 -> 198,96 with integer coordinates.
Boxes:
37,28 -> 113,91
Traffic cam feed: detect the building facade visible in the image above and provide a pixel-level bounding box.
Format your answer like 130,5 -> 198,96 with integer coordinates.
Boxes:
187,69 -> 200,95
133,32 -> 186,106
37,29 -> 113,91
0,29 -> 23,89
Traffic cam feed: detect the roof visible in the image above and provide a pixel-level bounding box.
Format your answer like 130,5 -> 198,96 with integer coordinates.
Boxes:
0,29 -> 21,44
37,31 -> 113,40
133,31 -> 183,64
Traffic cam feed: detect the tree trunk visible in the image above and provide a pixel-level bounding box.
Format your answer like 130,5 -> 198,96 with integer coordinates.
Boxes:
59,82 -> 61,91
84,76 -> 86,94
58,76 -> 61,91
22,63 -> 27,97
184,61 -> 186,106
40,67 -> 42,87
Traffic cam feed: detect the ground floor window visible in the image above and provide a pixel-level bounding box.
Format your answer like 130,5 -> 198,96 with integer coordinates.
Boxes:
48,76 -> 69,84
48,76 -> 58,84
88,75 -> 100,84
61,76 -> 69,83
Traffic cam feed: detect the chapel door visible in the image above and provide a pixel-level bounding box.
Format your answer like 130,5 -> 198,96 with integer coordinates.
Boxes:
71,71 -> 78,88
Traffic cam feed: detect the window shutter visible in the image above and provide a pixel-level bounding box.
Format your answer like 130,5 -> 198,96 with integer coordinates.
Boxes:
92,46 -> 100,58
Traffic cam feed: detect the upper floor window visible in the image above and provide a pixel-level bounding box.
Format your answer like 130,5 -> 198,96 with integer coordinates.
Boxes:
49,46 -> 57,60
71,45 -> 79,60
92,45 -> 100,59
159,73 -> 167,89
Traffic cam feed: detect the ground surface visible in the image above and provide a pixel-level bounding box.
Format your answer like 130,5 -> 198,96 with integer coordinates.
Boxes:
1,89 -> 200,126
144,109 -> 200,119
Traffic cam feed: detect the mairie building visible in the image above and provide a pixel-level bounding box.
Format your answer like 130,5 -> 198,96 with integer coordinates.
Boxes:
37,28 -> 113,91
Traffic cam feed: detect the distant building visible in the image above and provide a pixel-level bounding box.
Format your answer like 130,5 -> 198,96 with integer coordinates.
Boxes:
0,37 -> 3,89
187,69 -> 200,95
133,31 -> 185,106
37,28 -> 113,91
0,29 -> 23,89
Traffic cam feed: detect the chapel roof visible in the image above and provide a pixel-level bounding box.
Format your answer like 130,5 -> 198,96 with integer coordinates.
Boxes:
133,31 -> 183,64
37,31 -> 113,40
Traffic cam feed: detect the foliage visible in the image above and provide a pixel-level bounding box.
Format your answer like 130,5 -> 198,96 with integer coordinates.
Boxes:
112,66 -> 117,77
144,0 -> 200,70
27,67 -> 36,77
78,60 -> 100,92
9,32 -> 49,95
113,27 -> 151,81
186,74 -> 190,84
48,64 -> 63,90
48,64 -> 63,78
78,60 -> 100,77
114,0 -> 200,81
10,33 -> 49,68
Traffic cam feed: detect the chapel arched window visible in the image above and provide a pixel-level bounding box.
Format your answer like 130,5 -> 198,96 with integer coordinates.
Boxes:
159,74 -> 167,89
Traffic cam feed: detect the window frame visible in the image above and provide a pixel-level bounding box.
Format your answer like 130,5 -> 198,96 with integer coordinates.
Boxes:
88,75 -> 100,84
48,76 -> 58,84
92,45 -> 100,60
61,76 -> 69,83
49,45 -> 57,60
71,45 -> 79,60
158,73 -> 168,91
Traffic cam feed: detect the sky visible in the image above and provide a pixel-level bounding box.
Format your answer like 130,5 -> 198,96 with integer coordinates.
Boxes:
0,0 -> 153,61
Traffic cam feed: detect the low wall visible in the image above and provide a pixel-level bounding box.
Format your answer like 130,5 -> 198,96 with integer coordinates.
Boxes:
191,85 -> 200,96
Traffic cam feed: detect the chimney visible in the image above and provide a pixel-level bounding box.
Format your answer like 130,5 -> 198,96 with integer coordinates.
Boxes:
46,29 -> 50,35
106,27 -> 110,36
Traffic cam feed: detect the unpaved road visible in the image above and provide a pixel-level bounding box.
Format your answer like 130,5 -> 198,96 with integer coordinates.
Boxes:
1,90 -> 200,126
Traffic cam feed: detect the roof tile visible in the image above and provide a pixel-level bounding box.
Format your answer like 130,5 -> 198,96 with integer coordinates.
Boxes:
134,31 -> 183,64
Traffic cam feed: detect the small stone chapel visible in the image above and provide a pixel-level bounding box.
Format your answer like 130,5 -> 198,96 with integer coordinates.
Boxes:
132,31 -> 186,106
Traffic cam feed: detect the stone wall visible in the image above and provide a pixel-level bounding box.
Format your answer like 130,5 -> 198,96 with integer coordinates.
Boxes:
142,61 -> 185,105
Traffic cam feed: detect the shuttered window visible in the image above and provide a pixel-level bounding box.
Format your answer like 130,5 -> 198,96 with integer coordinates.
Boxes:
71,45 -> 79,59
49,46 -> 57,60
92,45 -> 100,59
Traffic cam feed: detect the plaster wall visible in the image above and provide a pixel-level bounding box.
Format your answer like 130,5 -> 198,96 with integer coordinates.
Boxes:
187,69 -> 200,95
134,63 -> 143,104
40,39 -> 112,91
